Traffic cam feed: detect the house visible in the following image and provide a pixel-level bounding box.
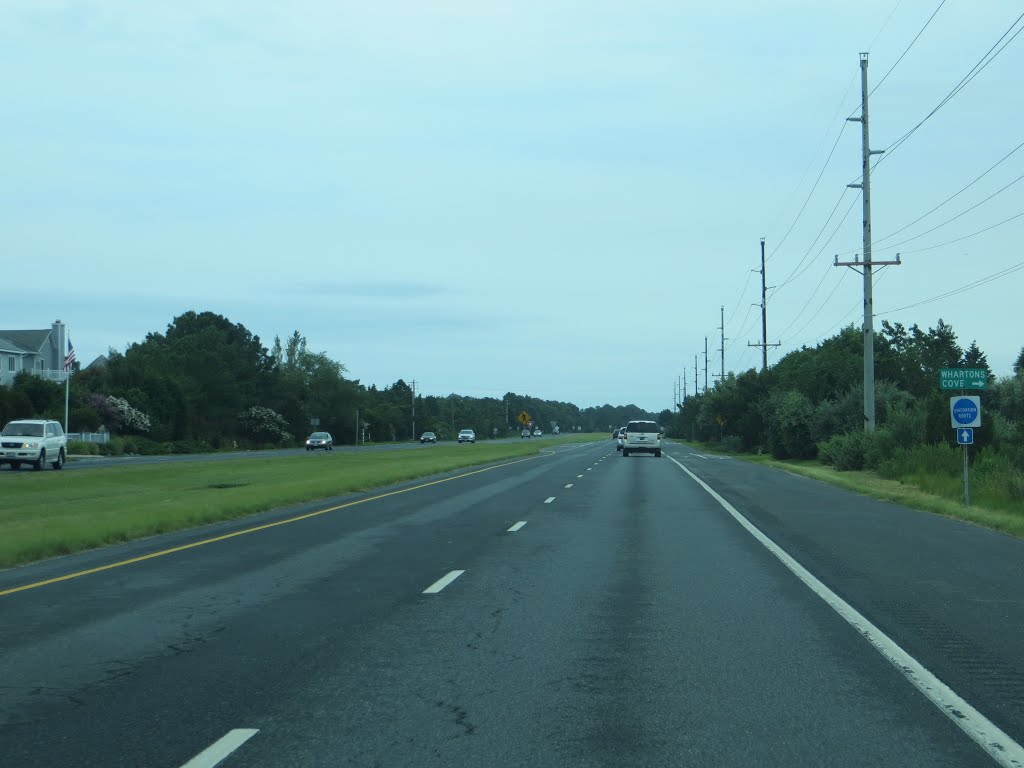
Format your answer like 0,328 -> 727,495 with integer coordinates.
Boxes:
0,320 -> 70,388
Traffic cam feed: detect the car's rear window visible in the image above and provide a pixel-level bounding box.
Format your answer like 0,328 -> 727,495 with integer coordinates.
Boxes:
627,421 -> 660,433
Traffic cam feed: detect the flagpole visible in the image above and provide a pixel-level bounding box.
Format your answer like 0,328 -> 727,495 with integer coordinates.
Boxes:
63,332 -> 72,435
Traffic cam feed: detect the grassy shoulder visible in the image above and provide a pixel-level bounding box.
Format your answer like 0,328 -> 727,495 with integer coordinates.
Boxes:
1,436 -> 597,569
678,442 -> 1024,540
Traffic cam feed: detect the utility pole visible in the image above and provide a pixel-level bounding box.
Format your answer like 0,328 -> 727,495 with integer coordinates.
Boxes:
694,355 -> 699,395
837,53 -> 899,432
748,237 -> 780,369
704,337 -> 709,392
716,305 -> 726,381
410,380 -> 417,440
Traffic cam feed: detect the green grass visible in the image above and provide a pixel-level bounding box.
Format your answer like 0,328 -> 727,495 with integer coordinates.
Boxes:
726,450 -> 1024,540
0,436 -> 599,568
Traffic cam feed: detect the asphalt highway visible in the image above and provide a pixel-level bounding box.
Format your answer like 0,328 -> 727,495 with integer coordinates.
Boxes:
1,439 -> 1021,767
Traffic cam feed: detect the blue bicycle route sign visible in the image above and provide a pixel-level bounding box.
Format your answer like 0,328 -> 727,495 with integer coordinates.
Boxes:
950,396 -> 981,428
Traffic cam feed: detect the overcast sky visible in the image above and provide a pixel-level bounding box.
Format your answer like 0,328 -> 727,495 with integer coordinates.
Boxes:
2,1 -> 1022,414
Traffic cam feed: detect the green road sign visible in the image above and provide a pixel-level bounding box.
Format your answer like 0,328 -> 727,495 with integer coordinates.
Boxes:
940,368 -> 988,390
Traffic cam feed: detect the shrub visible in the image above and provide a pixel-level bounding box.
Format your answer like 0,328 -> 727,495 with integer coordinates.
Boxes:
238,406 -> 292,445
881,402 -> 926,448
817,431 -> 868,471
66,439 -> 99,456
763,390 -> 817,459
863,428 -> 897,470
720,434 -> 744,453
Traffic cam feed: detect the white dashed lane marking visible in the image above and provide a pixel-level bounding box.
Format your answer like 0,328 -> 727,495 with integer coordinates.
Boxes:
180,729 -> 259,768
544,497 -> 555,504
507,521 -> 527,532
423,570 -> 465,594
565,483 -> 574,488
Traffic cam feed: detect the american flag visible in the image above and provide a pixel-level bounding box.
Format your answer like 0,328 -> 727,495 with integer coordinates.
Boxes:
64,337 -> 76,372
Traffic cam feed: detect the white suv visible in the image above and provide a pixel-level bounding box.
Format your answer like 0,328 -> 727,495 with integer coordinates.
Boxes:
1,419 -> 68,470
457,429 -> 476,443
621,420 -> 662,458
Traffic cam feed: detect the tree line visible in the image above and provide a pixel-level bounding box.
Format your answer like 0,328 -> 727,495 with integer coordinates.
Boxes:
661,320 -> 1024,507
0,311 -> 653,451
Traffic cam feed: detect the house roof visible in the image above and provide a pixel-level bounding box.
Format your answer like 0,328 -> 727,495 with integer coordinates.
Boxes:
0,335 -> 25,354
0,330 -> 50,353
86,354 -> 109,369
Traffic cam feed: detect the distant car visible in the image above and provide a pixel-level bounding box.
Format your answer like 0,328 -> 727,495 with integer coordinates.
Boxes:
616,426 -> 626,451
533,428 -> 542,436
521,428 -> 532,438
458,429 -> 476,443
0,419 -> 67,470
420,431 -> 437,443
305,431 -> 333,451
621,420 -> 662,458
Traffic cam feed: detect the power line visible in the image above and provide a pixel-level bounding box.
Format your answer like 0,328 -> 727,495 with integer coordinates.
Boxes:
899,209 -> 1024,254
772,188 -> 854,294
773,261 -> 834,341
878,261 -> 1024,314
875,10 -> 1024,168
874,137 -> 1024,246
767,122 -> 851,263
873,171 -> 1024,253
724,268 -> 756,331
869,0 -> 947,97
779,269 -> 850,345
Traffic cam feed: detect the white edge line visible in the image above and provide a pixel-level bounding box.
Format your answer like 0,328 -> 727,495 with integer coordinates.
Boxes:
544,497 -> 556,504
180,729 -> 259,768
666,454 -> 1024,768
423,569 -> 466,594
507,521 -> 527,532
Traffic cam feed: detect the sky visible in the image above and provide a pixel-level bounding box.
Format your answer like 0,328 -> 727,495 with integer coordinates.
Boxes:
2,1 -> 1022,414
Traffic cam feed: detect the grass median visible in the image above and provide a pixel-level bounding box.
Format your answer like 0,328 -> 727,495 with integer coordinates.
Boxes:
0,437 -> 595,569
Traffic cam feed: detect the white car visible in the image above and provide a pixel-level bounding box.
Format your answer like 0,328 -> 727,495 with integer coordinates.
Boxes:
457,429 -> 476,443
1,419 -> 68,470
621,420 -> 662,458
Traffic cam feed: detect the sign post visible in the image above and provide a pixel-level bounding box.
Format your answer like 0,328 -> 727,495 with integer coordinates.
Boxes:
950,396 -> 981,507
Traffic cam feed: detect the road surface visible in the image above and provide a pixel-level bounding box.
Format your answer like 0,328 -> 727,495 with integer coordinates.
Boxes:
1,439 -> 1021,766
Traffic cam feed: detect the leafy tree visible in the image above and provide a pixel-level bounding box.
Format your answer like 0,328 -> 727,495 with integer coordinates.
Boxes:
11,372 -> 63,418
762,389 -> 816,459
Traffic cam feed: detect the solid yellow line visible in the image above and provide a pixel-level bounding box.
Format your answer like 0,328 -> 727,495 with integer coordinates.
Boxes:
0,455 -> 540,598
